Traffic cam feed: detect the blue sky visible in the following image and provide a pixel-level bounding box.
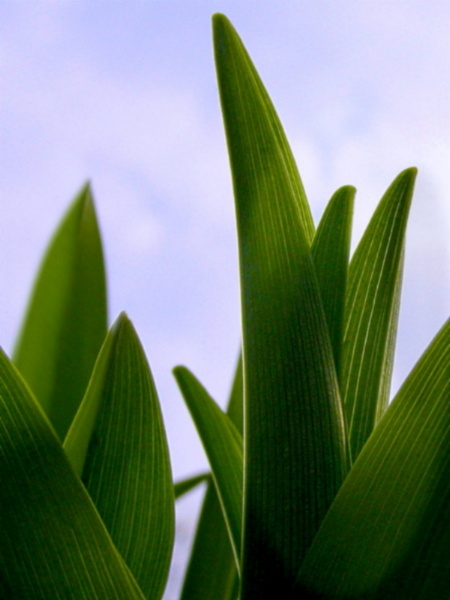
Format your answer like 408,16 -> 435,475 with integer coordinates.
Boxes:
1,2 -> 449,595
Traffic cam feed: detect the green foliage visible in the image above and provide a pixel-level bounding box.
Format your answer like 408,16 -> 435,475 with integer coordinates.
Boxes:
1,12 -> 448,600
13,184 -> 107,441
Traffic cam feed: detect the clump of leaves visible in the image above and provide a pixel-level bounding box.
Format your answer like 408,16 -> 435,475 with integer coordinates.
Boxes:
0,13 -> 448,600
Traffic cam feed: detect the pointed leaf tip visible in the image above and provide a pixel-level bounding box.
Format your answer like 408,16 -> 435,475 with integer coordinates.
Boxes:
342,166 -> 417,460
13,184 -> 107,440
66,314 -> 174,600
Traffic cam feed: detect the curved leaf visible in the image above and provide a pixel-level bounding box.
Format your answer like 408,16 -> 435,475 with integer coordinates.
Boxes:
296,320 -> 450,599
179,355 -> 242,600
0,349 -> 145,599
341,168 -> 416,459
214,14 -> 349,596
13,183 -> 107,440
173,365 -> 243,571
64,313 -> 174,600
212,14 -> 314,245
311,186 -> 355,380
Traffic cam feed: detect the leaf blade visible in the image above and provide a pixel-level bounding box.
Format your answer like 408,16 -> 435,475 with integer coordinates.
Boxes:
296,319 -> 450,599
0,349 -> 145,599
13,183 -> 107,440
341,168 -> 416,459
213,14 -> 349,596
212,14 -> 314,245
64,313 -> 174,600
174,473 -> 210,500
173,365 -> 243,570
179,355 -> 242,600
311,186 -> 355,380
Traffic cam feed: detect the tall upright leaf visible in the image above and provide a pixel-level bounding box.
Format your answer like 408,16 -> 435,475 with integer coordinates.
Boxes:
64,314 -> 174,600
180,356 -> 242,600
311,186 -> 355,380
341,169 -> 416,459
213,16 -> 314,244
0,349 -> 145,600
214,14 -> 349,597
13,184 -> 107,440
295,319 -> 450,599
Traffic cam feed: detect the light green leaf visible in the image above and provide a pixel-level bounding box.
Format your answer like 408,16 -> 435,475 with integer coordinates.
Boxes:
173,365 -> 243,571
174,473 -> 210,499
64,313 -> 174,600
179,355 -> 242,600
13,183 -> 107,440
341,168 -> 416,460
0,348 -> 145,599
212,15 -> 314,245
295,320 -> 450,599
213,14 -> 349,596
311,186 -> 355,380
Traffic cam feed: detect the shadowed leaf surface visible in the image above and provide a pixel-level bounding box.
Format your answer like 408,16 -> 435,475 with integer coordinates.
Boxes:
174,365 -> 243,571
174,472 -> 210,499
179,355 -> 242,600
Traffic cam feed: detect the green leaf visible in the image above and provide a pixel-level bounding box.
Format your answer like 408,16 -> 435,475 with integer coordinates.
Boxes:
311,186 -> 355,380
13,183 -> 107,440
212,15 -> 314,246
0,348 -> 145,599
173,365 -> 243,571
213,14 -> 349,596
64,313 -> 174,600
174,472 -> 210,499
180,485 -> 240,600
179,355 -> 242,600
295,320 -> 450,599
341,168 -> 416,460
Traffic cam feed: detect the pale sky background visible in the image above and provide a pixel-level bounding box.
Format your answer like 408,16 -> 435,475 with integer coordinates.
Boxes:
1,2 -> 449,597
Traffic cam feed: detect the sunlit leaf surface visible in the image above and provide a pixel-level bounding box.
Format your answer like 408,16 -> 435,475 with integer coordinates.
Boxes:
13,184 -> 107,440
311,186 -> 354,380
341,168 -> 416,460
0,349 -> 145,599
213,14 -> 349,597
296,320 -> 450,599
64,314 -> 174,600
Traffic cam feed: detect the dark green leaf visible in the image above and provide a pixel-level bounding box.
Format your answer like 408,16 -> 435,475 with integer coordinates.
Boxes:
13,183 -> 107,440
179,355 -> 242,600
341,168 -> 416,460
213,14 -> 349,597
180,485 -> 240,600
0,349 -> 145,599
64,313 -> 174,600
311,186 -> 355,380
295,320 -> 450,599
173,365 -> 243,571
174,473 -> 210,499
